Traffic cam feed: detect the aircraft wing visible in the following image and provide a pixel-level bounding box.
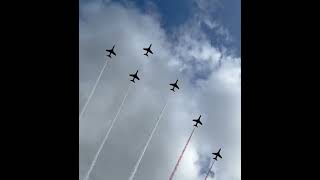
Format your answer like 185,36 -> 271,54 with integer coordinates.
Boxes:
143,48 -> 148,51
176,84 -> 179,89
129,74 -> 134,77
149,49 -> 153,54
136,76 -> 140,80
212,152 -> 222,158
199,121 -> 202,125
112,51 -> 116,56
106,49 -> 111,53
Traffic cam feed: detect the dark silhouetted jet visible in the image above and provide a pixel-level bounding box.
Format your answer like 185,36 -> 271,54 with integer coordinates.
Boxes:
169,79 -> 179,92
143,44 -> 153,56
106,45 -> 116,58
193,115 -> 203,127
212,148 -> 222,160
129,70 -> 140,83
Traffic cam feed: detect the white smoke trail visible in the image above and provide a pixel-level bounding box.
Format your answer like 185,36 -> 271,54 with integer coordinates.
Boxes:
80,60 -> 109,121
83,84 -> 132,180
128,96 -> 170,180
204,160 -> 216,180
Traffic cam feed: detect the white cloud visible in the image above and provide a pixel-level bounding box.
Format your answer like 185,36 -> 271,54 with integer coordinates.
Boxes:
203,18 -> 218,29
194,0 -> 222,13
79,1 -> 240,180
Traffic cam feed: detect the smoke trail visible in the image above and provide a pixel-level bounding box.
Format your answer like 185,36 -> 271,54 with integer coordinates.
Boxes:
128,97 -> 170,180
204,160 -> 216,180
169,127 -> 196,180
83,84 -> 132,180
80,60 -> 109,121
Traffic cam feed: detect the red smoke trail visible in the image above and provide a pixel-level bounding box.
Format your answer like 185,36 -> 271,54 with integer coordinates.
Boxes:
204,160 -> 216,180
169,127 -> 196,180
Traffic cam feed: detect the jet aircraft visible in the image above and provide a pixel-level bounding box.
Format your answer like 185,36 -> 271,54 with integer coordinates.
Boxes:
193,115 -> 203,127
143,44 -> 153,56
169,79 -> 179,92
129,70 -> 140,83
106,45 -> 116,58
212,148 -> 222,160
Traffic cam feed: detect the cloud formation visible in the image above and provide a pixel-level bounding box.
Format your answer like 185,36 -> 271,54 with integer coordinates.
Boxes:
79,1 -> 240,180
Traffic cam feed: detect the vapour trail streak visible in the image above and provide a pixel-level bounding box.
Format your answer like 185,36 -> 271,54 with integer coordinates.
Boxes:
204,160 -> 216,180
80,60 -> 109,121
169,127 -> 196,180
83,84 -> 132,180
128,96 -> 170,180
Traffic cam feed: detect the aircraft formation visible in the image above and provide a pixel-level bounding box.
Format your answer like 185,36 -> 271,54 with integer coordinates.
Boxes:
81,43 -> 223,180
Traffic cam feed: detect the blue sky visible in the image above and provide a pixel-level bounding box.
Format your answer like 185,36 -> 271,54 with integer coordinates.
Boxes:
80,0 -> 240,55
150,0 -> 240,55
128,0 -> 240,55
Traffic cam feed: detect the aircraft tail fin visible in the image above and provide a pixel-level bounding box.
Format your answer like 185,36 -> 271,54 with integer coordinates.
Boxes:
144,52 -> 148,56
193,124 -> 198,128
107,54 -> 111,58
170,88 -> 175,92
213,157 -> 218,161
130,79 -> 135,83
